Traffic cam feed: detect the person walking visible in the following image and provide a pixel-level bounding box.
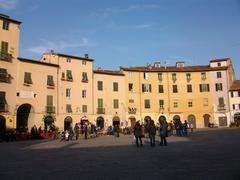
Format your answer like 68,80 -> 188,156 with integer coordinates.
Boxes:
159,117 -> 168,146
84,122 -> 88,140
149,120 -> 156,147
133,121 -> 143,147
74,123 -> 80,140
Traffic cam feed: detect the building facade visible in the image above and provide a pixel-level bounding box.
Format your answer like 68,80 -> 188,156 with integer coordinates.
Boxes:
229,80 -> 240,124
0,14 -> 239,132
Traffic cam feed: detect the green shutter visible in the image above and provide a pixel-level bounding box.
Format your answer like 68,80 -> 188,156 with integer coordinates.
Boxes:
218,97 -> 224,106
47,95 -> 53,106
114,99 -> 119,109
98,99 -> 103,108
1,41 -> 8,54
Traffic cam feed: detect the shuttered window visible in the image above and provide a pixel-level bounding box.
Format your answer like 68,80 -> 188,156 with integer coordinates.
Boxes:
46,95 -> 53,106
97,81 -> 103,91
1,41 -> 8,54
144,99 -> 150,108
66,104 -> 72,113
173,85 -> 178,93
113,82 -> 118,92
218,97 -> 224,107
47,75 -> 54,86
24,72 -> 32,84
82,105 -> 87,113
158,85 -> 164,93
97,98 -> 103,108
113,99 -> 119,109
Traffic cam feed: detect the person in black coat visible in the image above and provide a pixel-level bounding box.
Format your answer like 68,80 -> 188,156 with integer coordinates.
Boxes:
159,117 -> 168,146
133,121 -> 143,147
149,120 -> 156,147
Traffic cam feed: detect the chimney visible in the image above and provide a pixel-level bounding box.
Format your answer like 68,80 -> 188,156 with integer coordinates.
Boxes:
176,61 -> 185,68
84,53 -> 89,59
154,62 -> 161,68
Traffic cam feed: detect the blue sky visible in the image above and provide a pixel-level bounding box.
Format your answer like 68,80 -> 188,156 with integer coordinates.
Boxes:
1,0 -> 240,79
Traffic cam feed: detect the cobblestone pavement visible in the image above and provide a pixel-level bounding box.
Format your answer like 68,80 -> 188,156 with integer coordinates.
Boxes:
0,128 -> 240,180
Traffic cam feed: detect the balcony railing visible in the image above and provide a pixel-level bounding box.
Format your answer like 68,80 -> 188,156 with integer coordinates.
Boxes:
97,108 -> 105,114
217,104 -> 226,111
0,104 -> 9,112
0,52 -> 12,62
45,106 -> 55,113
128,107 -> 137,114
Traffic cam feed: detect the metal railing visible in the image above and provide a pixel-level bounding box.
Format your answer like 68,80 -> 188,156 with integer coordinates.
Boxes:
0,52 -> 12,62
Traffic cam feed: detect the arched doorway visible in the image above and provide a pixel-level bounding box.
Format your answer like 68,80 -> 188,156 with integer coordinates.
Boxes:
64,116 -> 72,131
80,116 -> 89,126
17,104 -> 32,132
113,116 -> 120,126
203,114 -> 210,127
158,115 -> 166,124
0,115 -> 6,137
218,115 -> 227,127
144,116 -> 151,125
129,116 -> 136,128
234,112 -> 240,124
173,115 -> 181,124
44,116 -> 54,131
96,116 -> 104,129
188,115 -> 196,128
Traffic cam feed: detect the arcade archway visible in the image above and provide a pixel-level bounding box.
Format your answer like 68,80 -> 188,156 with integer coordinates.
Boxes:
17,104 -> 32,132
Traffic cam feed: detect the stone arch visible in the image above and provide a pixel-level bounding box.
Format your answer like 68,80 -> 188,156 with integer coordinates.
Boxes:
96,116 -> 104,129
64,116 -> 73,131
112,116 -> 120,126
129,116 -> 136,128
187,114 -> 196,128
203,114 -> 210,127
44,115 -> 55,131
17,103 -> 32,132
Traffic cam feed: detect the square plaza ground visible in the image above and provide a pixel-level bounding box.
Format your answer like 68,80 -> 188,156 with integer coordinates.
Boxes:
0,128 -> 240,180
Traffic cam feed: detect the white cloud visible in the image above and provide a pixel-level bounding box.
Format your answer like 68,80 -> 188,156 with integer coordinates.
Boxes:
134,24 -> 152,29
27,38 -> 94,55
0,0 -> 18,10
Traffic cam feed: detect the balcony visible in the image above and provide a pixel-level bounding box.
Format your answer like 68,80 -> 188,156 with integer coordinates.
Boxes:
0,104 -> 9,112
0,52 -> 12,62
97,108 -> 105,114
217,104 -> 226,111
45,106 -> 55,113
128,107 -> 137,114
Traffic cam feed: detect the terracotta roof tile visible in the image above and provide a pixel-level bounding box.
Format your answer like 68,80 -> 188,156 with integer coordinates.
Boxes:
94,70 -> 124,76
230,80 -> 240,91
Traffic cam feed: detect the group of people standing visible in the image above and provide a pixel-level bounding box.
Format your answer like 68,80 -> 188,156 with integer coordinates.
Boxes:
61,122 -> 97,141
133,117 -> 169,147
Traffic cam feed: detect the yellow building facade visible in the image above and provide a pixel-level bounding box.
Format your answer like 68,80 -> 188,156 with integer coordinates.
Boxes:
0,14 -> 237,132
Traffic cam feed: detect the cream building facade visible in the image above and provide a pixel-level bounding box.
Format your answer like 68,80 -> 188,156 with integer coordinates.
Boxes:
229,80 -> 240,124
0,14 -> 239,132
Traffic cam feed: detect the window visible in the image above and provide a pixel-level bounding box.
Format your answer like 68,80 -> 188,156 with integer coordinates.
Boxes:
129,99 -> 134,103
66,88 -> 71,97
173,101 -> 178,108
66,58 -> 71,63
46,95 -> 53,106
113,99 -> 119,109
66,104 -> 72,113
172,85 -> 178,93
47,75 -> 54,86
217,72 -> 222,78
218,97 -> 225,107
97,98 -> 103,108
0,68 -> 9,83
61,72 -> 65,79
144,99 -> 150,108
66,70 -> 73,81
199,84 -> 210,92
0,91 -> 7,111
113,82 -> 118,92
217,62 -> 221,67
159,100 -> 164,108
128,83 -> 133,92
97,81 -> 103,91
82,90 -> 86,98
2,20 -> 9,30
82,60 -> 87,65
188,100 -> 193,108
203,98 -> 208,107
201,72 -> 206,80
142,84 -> 152,93
143,72 -> 148,80
24,72 -> 32,84
215,83 -> 223,91
1,41 -> 8,54
172,73 -> 177,81
82,72 -> 88,82
128,72 -> 133,79
158,85 -> 164,93
233,104 -> 235,110
187,84 -> 192,93
82,105 -> 87,113
186,73 -> 191,81
158,73 -> 162,81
